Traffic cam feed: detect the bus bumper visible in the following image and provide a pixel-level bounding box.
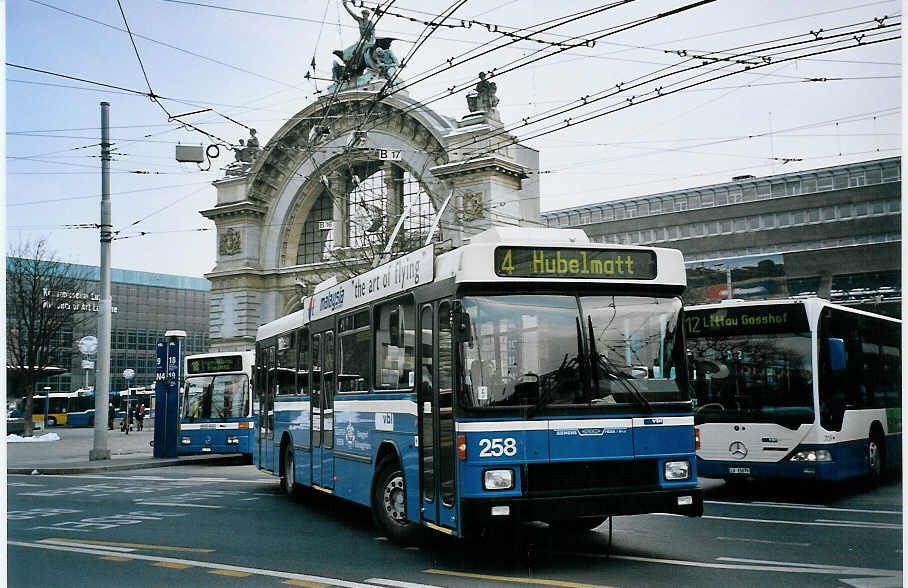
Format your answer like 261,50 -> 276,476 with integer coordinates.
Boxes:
697,457 -> 843,481
462,486 -> 703,528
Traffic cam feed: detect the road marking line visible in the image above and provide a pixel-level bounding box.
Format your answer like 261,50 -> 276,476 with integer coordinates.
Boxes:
10,473 -> 266,484
133,501 -> 223,509
716,557 -> 901,577
424,569 -> 617,588
282,580 -> 331,587
601,554 -> 900,577
715,537 -> 810,547
9,540 -> 385,587
211,569 -> 251,577
708,501 -> 903,515
366,578 -> 447,588
657,513 -> 902,530
814,519 -> 902,528
40,539 -> 136,552
154,562 -> 193,569
839,577 -> 903,588
100,556 -> 131,562
40,537 -> 214,553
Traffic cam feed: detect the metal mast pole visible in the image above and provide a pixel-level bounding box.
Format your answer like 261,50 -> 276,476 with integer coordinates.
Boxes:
90,101 -> 112,461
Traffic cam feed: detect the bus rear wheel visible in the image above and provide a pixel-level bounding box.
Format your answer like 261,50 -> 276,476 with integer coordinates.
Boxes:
372,457 -> 419,544
280,446 -> 299,500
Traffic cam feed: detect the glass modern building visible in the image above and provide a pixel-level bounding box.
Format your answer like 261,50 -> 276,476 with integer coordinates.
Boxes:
542,157 -> 901,317
7,261 -> 210,397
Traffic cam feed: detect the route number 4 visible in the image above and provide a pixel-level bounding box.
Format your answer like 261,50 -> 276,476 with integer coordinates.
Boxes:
478,437 -> 517,457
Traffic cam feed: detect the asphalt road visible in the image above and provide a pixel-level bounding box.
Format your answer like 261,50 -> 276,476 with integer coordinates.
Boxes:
7,464 -> 902,588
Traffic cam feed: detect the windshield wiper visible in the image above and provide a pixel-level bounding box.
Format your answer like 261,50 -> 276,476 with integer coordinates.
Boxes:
588,315 -> 652,412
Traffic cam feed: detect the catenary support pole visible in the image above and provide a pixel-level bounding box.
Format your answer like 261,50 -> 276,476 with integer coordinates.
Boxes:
90,101 -> 112,461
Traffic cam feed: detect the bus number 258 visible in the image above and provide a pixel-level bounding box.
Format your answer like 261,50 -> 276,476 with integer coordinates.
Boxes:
478,437 -> 518,457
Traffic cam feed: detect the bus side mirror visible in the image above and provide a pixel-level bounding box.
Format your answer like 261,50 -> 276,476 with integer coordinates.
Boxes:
451,301 -> 472,344
828,338 -> 846,371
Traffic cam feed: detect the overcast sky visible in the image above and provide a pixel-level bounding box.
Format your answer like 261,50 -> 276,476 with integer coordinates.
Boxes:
6,0 -> 901,277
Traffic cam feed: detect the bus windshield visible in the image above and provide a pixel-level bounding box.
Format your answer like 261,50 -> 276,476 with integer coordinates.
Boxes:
688,331 -> 814,428
459,294 -> 688,410
182,375 -> 249,420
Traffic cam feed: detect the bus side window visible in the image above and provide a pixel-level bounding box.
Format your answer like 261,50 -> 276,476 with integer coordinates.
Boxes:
375,298 -> 415,390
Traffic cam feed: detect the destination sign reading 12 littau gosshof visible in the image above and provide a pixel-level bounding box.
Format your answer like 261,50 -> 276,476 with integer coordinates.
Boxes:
494,247 -> 657,279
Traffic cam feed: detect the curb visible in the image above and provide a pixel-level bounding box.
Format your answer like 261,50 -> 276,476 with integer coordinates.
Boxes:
8,453 -> 243,475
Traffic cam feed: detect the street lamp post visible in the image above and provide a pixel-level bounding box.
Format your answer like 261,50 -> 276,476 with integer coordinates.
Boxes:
123,368 -> 135,430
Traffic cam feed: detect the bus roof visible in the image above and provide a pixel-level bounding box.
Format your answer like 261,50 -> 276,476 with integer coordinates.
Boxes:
686,296 -> 901,323
258,227 -> 687,341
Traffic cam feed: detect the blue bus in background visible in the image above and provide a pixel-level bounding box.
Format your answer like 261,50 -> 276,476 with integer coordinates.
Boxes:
66,389 -> 96,427
180,351 -> 255,460
254,227 -> 702,542
67,388 -> 154,428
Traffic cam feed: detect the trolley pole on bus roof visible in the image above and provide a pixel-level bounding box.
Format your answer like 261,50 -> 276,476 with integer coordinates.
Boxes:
90,101 -> 112,461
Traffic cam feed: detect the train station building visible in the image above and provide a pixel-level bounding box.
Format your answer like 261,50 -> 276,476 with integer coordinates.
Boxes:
542,156 -> 901,318
8,262 -> 211,396
202,86 -> 540,351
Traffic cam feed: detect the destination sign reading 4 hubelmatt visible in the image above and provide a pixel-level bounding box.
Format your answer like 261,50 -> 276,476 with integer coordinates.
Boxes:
494,247 -> 657,279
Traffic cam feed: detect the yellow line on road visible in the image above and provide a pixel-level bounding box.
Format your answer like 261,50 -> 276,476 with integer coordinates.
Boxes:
99,556 -> 130,562
44,537 -> 214,553
210,569 -> 252,577
153,562 -> 193,569
282,580 -> 331,587
425,569 -> 618,588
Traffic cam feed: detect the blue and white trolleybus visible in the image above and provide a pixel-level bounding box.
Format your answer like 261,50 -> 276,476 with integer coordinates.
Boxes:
181,351 -> 255,459
687,297 -> 901,482
255,227 -> 702,541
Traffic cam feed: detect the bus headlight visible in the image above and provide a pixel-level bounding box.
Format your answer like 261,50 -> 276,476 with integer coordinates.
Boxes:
790,449 -> 832,462
226,436 -> 239,445
483,469 -> 514,490
181,436 -> 191,445
664,460 -> 691,481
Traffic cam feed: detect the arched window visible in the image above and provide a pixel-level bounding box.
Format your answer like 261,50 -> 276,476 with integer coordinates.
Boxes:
296,162 -> 436,264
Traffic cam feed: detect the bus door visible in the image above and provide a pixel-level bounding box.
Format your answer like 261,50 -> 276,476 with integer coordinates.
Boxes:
259,345 -> 276,472
419,301 -> 458,530
311,331 -> 336,489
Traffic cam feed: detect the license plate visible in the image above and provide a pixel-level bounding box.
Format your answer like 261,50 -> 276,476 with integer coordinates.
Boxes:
728,467 -> 750,474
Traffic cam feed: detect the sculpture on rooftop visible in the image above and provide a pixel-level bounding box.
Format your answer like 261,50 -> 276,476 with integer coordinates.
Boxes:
225,128 -> 262,176
467,72 -> 500,114
331,0 -> 400,89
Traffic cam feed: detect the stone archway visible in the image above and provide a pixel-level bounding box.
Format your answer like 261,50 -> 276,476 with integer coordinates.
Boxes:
202,88 -> 539,352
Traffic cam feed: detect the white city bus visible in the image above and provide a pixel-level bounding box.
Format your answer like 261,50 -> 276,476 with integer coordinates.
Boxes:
687,297 -> 901,483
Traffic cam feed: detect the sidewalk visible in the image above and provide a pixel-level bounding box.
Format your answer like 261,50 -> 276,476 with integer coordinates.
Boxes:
6,424 -> 240,475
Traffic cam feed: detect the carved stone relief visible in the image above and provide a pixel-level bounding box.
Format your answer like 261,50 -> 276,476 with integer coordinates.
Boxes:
219,227 -> 242,256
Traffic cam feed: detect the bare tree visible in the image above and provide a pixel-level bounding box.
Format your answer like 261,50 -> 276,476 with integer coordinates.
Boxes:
7,239 -> 91,436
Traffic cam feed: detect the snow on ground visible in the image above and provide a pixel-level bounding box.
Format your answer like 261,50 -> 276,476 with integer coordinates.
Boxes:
7,433 -> 61,442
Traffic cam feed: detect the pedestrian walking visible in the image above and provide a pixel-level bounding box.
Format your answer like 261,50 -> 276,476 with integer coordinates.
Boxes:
108,402 -> 115,431
136,403 -> 145,431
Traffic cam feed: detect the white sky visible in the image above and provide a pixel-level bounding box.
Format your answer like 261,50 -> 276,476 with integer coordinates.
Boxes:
5,0 -> 902,277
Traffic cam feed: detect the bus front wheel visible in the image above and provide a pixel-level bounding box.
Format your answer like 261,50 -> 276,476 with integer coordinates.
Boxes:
372,457 -> 419,544
867,432 -> 885,483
